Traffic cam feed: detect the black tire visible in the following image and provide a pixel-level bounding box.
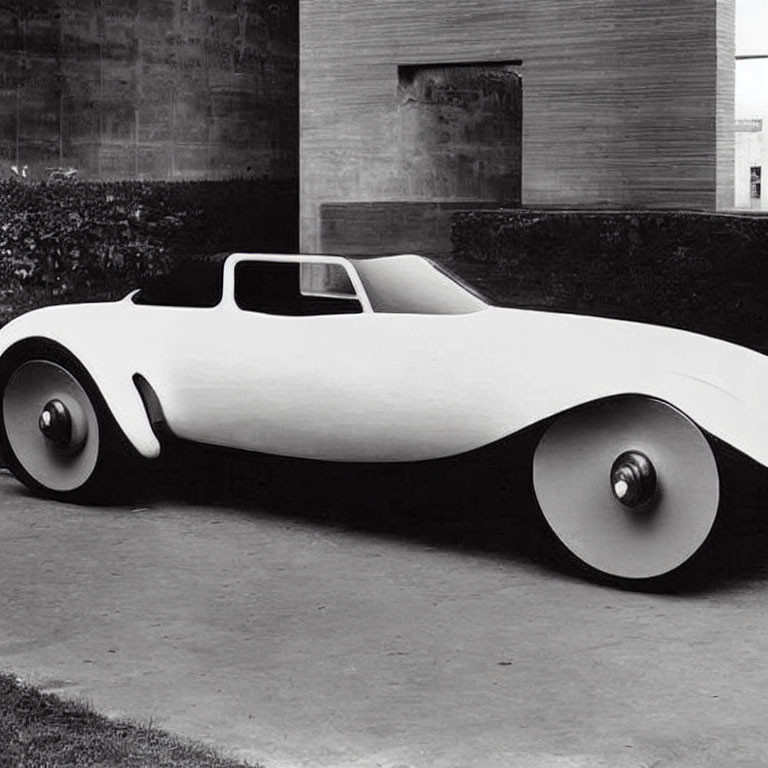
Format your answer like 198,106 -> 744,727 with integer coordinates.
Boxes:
0,339 -> 138,503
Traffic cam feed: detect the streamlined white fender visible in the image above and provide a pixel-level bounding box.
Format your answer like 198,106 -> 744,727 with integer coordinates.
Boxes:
0,308 -> 161,461
1,252 -> 765,580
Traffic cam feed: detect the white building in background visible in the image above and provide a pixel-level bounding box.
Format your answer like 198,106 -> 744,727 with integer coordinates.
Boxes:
735,118 -> 765,210
734,56 -> 768,212
734,0 -> 767,211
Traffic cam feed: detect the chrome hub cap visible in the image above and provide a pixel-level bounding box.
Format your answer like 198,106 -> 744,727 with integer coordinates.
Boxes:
38,399 -> 73,449
610,450 -> 656,508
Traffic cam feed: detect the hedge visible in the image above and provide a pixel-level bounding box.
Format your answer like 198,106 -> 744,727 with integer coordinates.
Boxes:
450,209 -> 768,354
0,178 -> 297,326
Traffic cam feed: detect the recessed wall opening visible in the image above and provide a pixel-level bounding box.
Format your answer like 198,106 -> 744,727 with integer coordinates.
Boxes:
395,60 -> 523,204
398,60 -> 524,85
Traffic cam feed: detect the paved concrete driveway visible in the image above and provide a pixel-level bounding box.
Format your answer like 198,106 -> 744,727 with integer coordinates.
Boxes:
2,447 -> 768,768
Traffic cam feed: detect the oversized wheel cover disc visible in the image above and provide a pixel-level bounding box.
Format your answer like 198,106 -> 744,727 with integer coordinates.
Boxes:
3,360 -> 100,492
533,397 -> 719,580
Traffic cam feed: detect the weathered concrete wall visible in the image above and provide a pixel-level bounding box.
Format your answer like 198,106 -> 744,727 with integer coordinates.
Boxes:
300,0 -> 736,254
0,0 -> 298,181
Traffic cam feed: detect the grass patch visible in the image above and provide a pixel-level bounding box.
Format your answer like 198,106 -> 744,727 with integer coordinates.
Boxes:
0,673 -> 260,768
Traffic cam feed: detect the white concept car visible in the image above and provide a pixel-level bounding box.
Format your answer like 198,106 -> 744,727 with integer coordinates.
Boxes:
1,252 -> 767,582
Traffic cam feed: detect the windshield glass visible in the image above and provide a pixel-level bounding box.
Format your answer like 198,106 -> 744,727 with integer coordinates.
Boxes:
352,255 -> 487,315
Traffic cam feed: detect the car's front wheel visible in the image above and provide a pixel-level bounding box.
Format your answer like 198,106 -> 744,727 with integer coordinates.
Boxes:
0,343 -> 131,502
532,395 -> 720,585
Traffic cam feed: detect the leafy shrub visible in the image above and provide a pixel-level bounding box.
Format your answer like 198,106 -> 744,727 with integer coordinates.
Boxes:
0,178 -> 297,325
450,210 -> 768,353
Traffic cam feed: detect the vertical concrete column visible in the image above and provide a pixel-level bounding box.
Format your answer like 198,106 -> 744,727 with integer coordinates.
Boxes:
716,0 -> 736,210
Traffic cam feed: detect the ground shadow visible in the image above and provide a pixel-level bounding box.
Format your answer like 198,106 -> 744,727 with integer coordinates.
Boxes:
124,432 -> 768,594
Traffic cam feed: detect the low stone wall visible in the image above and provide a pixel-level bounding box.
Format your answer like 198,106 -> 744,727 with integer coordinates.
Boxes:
449,209 -> 768,353
0,179 -> 297,326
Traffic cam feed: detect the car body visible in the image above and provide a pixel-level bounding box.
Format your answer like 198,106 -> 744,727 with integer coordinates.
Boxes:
1,251 -> 767,582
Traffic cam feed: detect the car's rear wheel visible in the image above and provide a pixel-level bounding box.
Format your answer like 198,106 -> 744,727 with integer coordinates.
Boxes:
0,344 -> 131,502
532,396 -> 720,584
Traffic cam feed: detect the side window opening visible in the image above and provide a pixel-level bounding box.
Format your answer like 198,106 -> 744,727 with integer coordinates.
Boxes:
235,261 -> 363,316
133,255 -> 227,307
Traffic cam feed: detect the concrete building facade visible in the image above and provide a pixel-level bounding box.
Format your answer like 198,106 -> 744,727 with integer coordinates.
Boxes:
0,0 -> 297,181
0,2 -> 742,250
300,0 -> 736,254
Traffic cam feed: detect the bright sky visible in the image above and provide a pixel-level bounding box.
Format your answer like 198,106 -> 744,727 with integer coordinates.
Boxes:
736,0 -> 768,117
